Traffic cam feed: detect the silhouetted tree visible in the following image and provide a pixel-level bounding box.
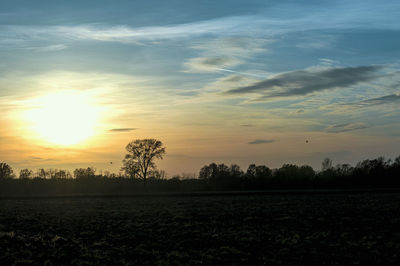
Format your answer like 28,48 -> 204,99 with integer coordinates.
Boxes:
199,163 -> 234,180
122,139 -> 166,185
230,164 -> 243,178
245,164 -> 272,187
298,165 -> 315,179
0,163 -> 14,179
319,158 -> 337,181
19,169 -> 33,179
246,164 -> 257,178
275,164 -> 299,179
272,164 -> 316,188
217,163 -> 230,178
334,164 -> 353,177
37,168 -> 49,179
321,158 -> 333,171
198,163 -> 243,189
394,155 -> 400,168
53,169 -> 71,179
256,165 -> 272,179
199,163 -> 218,179
357,157 -> 390,175
74,167 -> 96,179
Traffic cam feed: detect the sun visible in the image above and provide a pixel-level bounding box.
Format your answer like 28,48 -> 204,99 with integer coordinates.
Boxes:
24,90 -> 100,145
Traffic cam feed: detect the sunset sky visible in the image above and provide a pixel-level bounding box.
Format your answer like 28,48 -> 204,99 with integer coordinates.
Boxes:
1,0 -> 400,176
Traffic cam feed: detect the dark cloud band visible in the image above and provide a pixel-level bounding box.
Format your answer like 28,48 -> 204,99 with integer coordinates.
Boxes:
225,66 -> 382,99
248,139 -> 275,144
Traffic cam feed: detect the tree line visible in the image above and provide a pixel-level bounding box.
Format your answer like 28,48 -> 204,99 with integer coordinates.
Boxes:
1,139 -> 400,195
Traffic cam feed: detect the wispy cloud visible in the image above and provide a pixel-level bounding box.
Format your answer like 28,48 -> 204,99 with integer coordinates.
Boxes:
0,17 -> 258,46
318,58 -> 340,66
325,122 -> 369,133
225,66 -> 382,101
26,44 -> 68,52
248,139 -> 275,144
295,33 -> 339,50
344,94 -> 400,108
2,2 -> 399,47
30,156 -> 58,162
288,109 -> 306,115
184,56 -> 241,72
184,36 -> 269,73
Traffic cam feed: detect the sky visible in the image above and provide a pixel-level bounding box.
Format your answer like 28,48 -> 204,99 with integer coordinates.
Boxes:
1,0 -> 400,176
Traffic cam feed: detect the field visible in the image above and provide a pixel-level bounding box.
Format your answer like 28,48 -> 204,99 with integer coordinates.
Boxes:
1,191 -> 400,265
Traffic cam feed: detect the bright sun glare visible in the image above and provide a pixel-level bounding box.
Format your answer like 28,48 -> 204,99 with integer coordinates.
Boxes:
25,91 -> 100,146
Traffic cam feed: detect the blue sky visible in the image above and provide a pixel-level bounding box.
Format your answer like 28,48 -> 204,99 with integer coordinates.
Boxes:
1,0 -> 400,175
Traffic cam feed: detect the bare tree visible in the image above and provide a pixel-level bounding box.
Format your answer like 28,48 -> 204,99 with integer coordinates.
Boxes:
122,139 -> 166,185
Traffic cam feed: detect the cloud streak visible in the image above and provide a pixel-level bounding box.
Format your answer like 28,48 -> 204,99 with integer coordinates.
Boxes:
225,66 -> 382,100
109,128 -> 137,132
345,94 -> 400,108
240,124 -> 254,127
248,139 -> 275,144
27,44 -> 68,52
325,123 -> 369,133
184,36 -> 269,73
184,56 -> 240,72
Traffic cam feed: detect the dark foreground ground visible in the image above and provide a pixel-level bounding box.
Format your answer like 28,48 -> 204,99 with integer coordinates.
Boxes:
1,191 -> 400,265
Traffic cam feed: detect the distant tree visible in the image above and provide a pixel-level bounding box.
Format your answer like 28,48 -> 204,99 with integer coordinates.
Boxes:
321,158 -> 333,171
74,167 -> 96,179
217,164 -> 230,178
275,164 -> 299,180
48,169 -> 57,179
354,157 -> 390,178
149,169 -> 166,180
179,173 -> 196,180
229,164 -> 243,178
37,168 -> 49,179
246,164 -> 257,178
244,164 -> 272,188
19,169 -> 33,179
54,169 -> 71,179
122,139 -> 166,185
394,155 -> 400,167
0,163 -> 14,179
246,164 -> 271,179
198,163 -> 233,180
335,164 -> 353,176
199,163 -> 218,179
298,165 -> 315,179
256,165 -> 271,179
